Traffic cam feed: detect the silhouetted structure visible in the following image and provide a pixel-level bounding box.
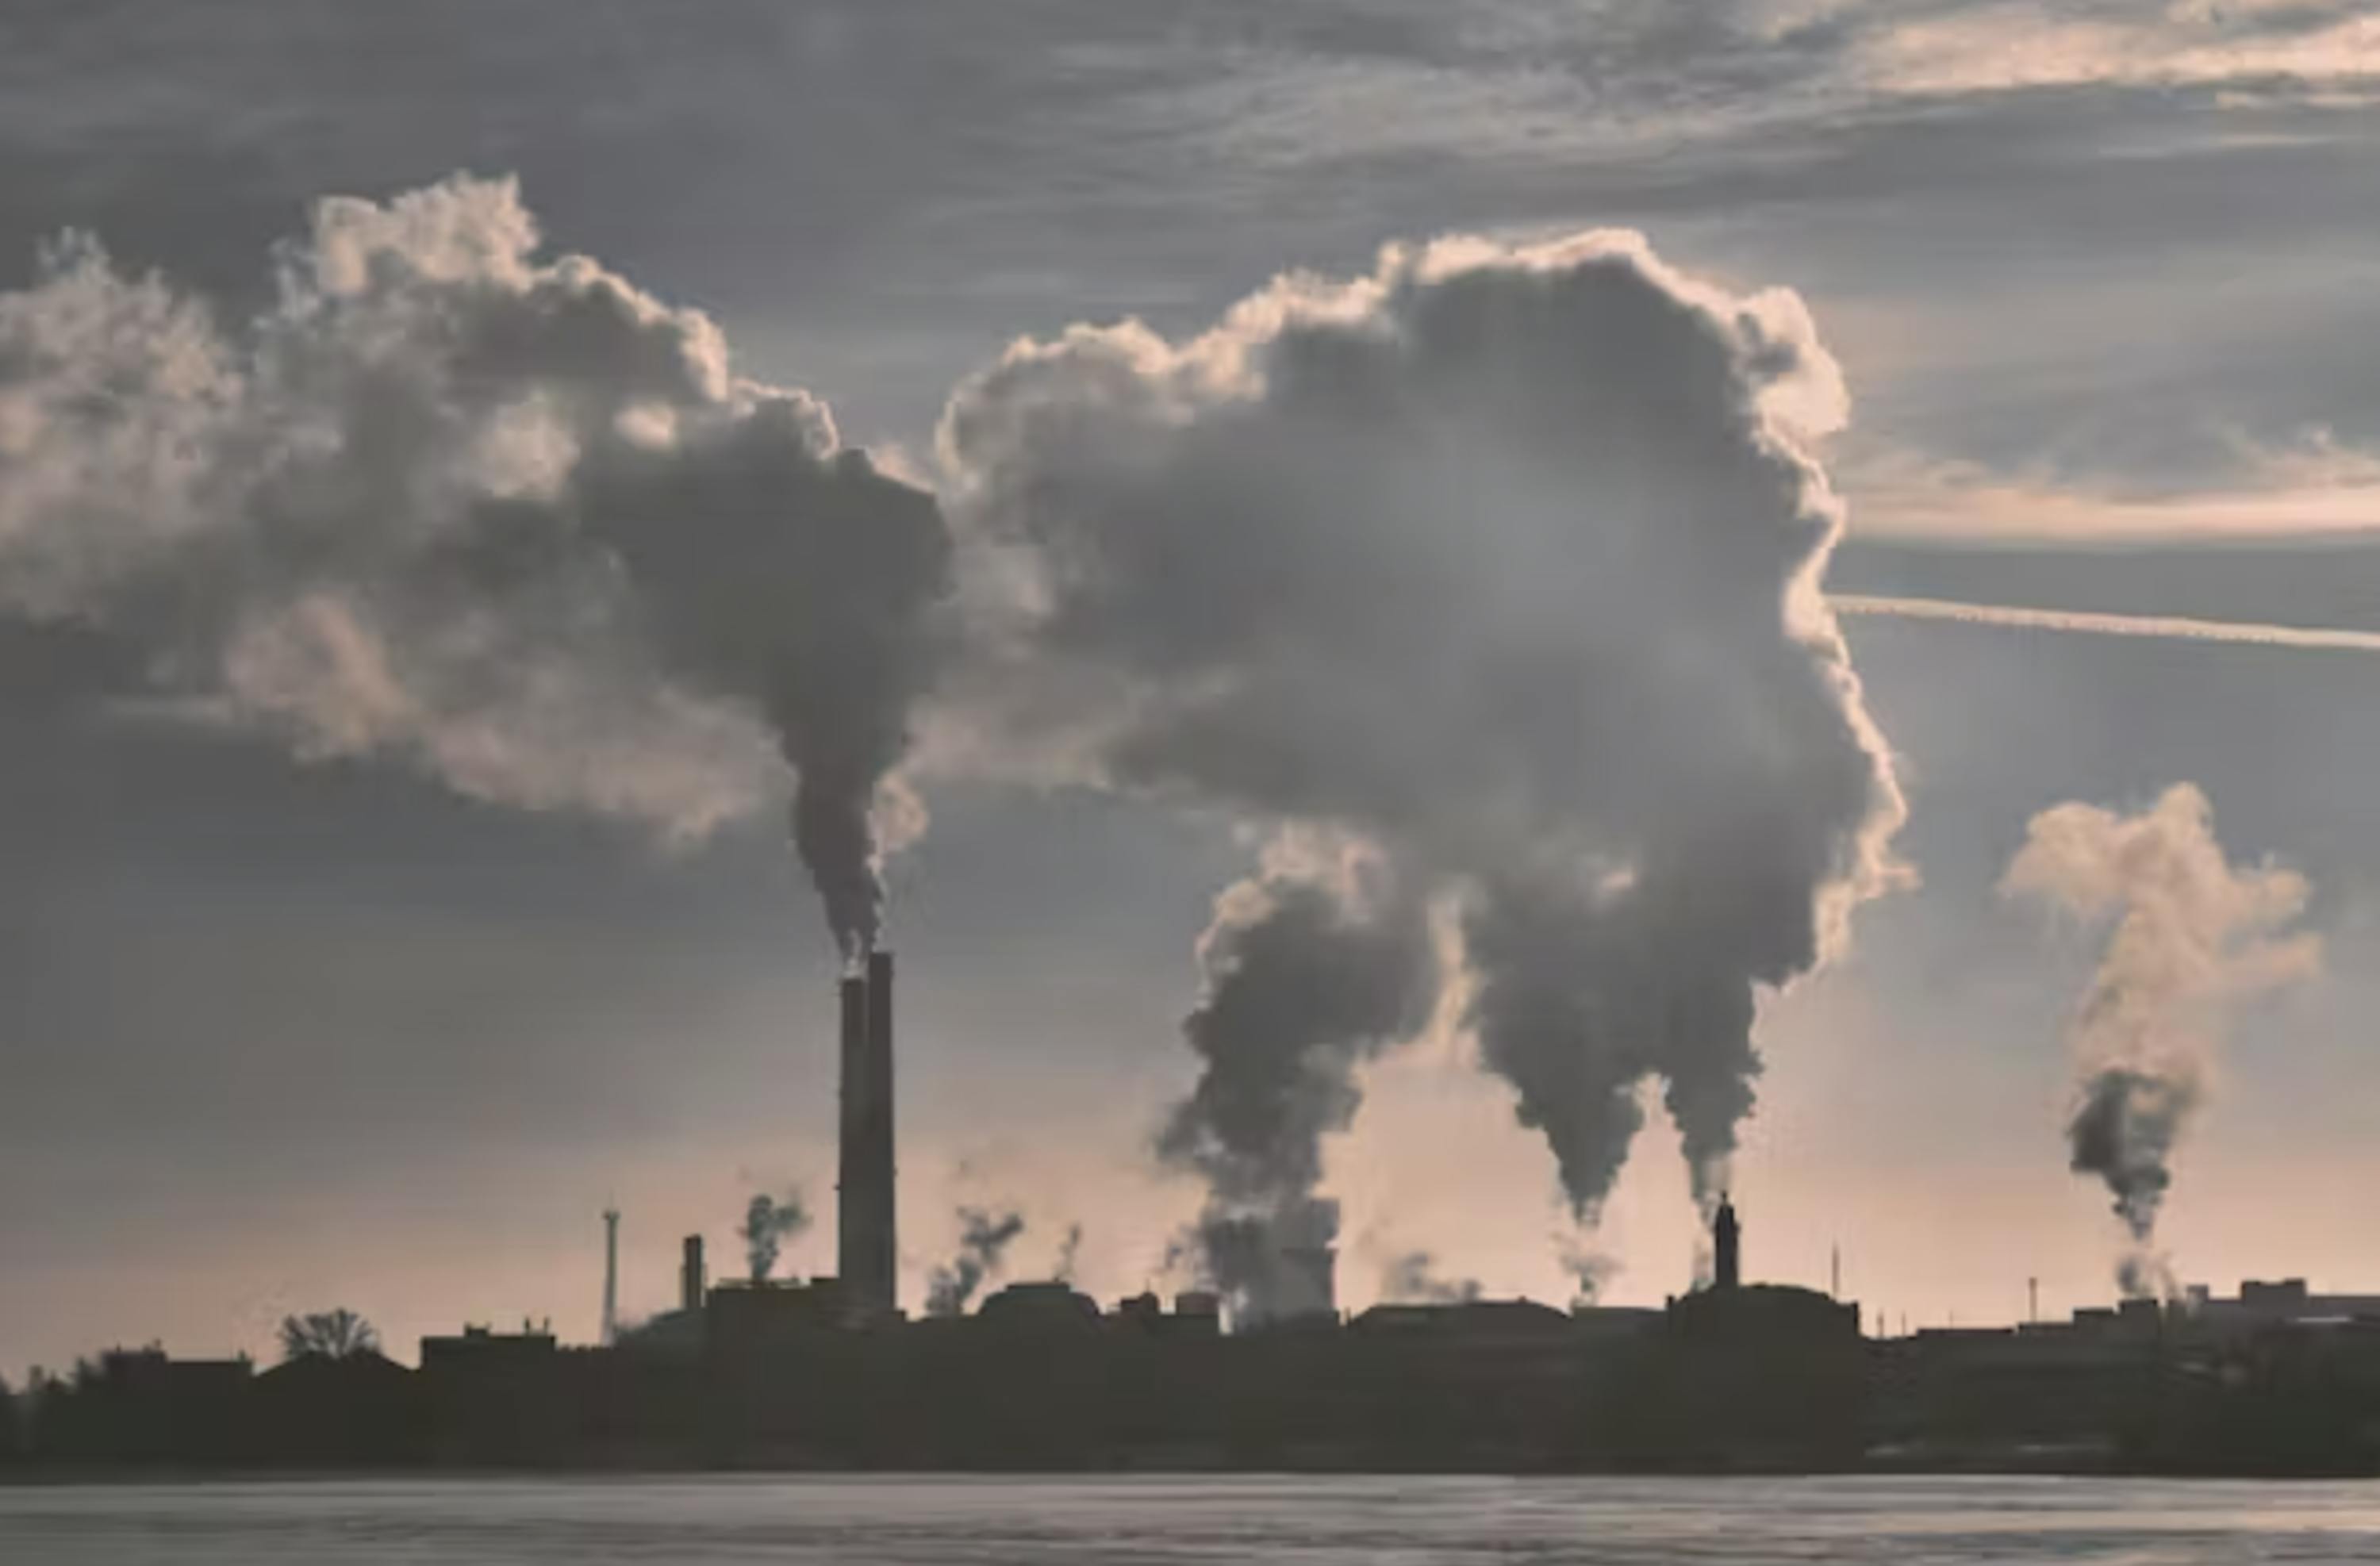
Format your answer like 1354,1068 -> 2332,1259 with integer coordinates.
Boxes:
17,977 -> 2380,1476
601,1208 -> 620,1347
681,1234 -> 707,1315
838,952 -> 898,1321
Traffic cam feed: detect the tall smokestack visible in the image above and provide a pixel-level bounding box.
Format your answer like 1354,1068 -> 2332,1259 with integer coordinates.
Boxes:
681,1234 -> 706,1315
1713,1196 -> 1741,1292
836,955 -> 898,1319
601,1208 -> 620,1346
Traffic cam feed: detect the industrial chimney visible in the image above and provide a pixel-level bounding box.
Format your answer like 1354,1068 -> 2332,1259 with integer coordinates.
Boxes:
681,1234 -> 706,1315
836,953 -> 899,1319
1713,1195 -> 1741,1292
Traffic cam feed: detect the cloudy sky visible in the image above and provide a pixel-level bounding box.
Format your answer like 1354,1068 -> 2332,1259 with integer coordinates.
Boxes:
6,0 -> 2380,1373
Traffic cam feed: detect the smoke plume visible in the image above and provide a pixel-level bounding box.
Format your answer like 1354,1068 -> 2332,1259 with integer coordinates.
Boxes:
1380,1250 -> 1483,1305
2003,784 -> 2320,1295
925,1206 -> 1027,1318
741,1189 -> 812,1284
942,229 -> 1904,1246
0,175 -> 951,954
1155,845 -> 1438,1321
1053,1222 -> 1085,1286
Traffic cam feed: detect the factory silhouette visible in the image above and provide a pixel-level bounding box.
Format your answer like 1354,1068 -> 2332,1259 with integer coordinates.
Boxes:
12,952 -> 2380,1476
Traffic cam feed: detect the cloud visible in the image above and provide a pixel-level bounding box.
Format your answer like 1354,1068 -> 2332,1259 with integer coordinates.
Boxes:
0,175 -> 953,953
1860,1 -> 2380,98
942,225 -> 1906,1243
1844,436 -> 2380,543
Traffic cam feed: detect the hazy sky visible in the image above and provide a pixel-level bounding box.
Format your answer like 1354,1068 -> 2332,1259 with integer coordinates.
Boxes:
6,0 -> 2380,1374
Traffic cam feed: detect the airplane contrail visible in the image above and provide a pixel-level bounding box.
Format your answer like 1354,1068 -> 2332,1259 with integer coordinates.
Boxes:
1829,593 -> 2380,654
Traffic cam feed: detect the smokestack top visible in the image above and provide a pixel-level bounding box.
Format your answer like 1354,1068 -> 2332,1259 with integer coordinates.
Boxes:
1713,1195 -> 1741,1292
681,1233 -> 707,1315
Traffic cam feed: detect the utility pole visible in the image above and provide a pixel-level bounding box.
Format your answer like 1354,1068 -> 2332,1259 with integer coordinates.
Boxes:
1830,1244 -> 1841,1300
601,1207 -> 620,1347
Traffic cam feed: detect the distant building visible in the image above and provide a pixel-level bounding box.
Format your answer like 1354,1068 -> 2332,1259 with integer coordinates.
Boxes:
419,1325 -> 558,1372
2177,1279 -> 2380,1337
1109,1290 -> 1224,1338
1349,1299 -> 1576,1339
977,1281 -> 1103,1331
704,1277 -> 850,1357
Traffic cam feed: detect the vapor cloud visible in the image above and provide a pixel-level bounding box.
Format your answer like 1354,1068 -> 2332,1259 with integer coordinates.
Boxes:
1380,1250 -> 1483,1306
1155,844 -> 1438,1322
924,1206 -> 1027,1318
741,1188 -> 812,1284
0,175 -> 952,954
2003,783 -> 2321,1295
944,227 -> 1906,1257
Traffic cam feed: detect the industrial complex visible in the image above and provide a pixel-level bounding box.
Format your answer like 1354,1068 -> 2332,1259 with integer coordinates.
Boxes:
11,954 -> 2380,1475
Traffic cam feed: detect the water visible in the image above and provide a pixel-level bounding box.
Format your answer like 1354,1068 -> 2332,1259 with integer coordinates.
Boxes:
2,1474 -> 2378,1563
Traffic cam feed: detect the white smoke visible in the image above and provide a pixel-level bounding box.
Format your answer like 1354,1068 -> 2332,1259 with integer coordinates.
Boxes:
2002,783 -> 2321,1295
0,175 -> 951,952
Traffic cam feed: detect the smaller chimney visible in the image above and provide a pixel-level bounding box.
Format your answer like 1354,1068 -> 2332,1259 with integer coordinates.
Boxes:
1713,1195 -> 1741,1292
681,1234 -> 706,1315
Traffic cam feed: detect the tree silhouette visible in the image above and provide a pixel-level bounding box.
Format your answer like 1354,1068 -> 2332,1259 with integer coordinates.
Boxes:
277,1309 -> 379,1362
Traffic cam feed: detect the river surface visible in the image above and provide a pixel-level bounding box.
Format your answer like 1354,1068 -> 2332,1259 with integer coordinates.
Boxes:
2,1473 -> 2378,1563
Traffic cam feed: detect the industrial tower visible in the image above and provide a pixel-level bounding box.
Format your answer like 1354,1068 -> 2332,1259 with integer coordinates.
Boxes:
837,950 -> 899,1319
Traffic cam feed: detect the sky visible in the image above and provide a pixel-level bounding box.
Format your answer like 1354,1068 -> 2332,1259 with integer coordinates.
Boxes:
5,0 -> 2380,1374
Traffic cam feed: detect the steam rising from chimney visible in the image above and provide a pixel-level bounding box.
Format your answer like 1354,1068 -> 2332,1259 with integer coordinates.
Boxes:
2003,784 -> 2320,1295
925,1206 -> 1026,1318
0,175 -> 951,955
741,1188 -> 812,1284
942,228 -> 1905,1262
1155,844 -> 1436,1322
1053,1222 -> 1085,1286
1380,1250 -> 1483,1305
5,181 -> 1917,1277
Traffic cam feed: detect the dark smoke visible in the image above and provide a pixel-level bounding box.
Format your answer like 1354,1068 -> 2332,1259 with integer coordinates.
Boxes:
925,1206 -> 1027,1318
2005,784 -> 2320,1295
943,230 -> 1904,1249
579,416 -> 950,957
1053,1222 -> 1085,1286
2068,1066 -> 2198,1244
741,1189 -> 812,1284
0,176 -> 953,955
1380,1250 -> 1482,1305
1155,858 -> 1437,1322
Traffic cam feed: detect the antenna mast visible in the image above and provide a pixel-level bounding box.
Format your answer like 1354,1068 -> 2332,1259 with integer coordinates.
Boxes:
601,1207 -> 620,1346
